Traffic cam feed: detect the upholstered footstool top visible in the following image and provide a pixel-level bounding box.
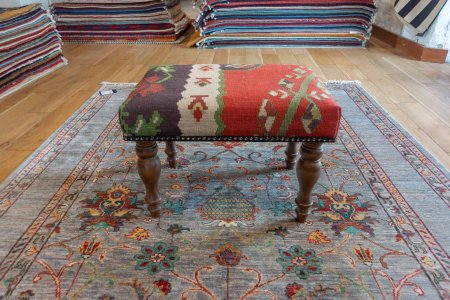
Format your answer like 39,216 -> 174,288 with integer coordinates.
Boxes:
119,64 -> 341,142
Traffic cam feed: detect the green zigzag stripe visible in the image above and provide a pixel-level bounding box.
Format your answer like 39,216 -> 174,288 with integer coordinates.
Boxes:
277,73 -> 316,136
118,103 -> 129,133
215,70 -> 226,135
153,65 -> 176,83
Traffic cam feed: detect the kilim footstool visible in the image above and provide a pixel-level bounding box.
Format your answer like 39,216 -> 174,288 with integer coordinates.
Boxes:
119,64 -> 341,223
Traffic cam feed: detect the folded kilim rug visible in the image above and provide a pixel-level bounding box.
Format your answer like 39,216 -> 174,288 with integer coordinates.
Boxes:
193,0 -> 377,48
50,0 -> 190,44
0,4 -> 67,99
0,82 -> 449,299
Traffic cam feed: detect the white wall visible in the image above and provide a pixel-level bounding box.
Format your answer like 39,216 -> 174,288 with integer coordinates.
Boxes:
0,0 -> 21,7
0,0 -> 48,8
374,0 -> 404,34
21,0 -> 49,7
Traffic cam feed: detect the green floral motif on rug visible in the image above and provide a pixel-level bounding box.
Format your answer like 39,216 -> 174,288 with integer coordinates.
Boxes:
134,242 -> 180,274
0,83 -> 448,299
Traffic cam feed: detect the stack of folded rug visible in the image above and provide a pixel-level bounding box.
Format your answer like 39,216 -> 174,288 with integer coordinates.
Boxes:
51,0 -> 190,43
193,0 -> 377,48
0,4 -> 66,99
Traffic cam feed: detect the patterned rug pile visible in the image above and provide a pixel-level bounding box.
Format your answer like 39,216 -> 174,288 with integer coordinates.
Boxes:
0,81 -> 449,299
193,0 -> 377,48
50,0 -> 190,43
0,4 -> 67,99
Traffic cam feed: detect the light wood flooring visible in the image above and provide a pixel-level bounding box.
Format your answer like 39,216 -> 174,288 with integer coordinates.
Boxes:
0,39 -> 449,182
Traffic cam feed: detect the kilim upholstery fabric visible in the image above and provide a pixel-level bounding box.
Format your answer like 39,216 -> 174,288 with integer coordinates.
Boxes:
119,64 -> 341,142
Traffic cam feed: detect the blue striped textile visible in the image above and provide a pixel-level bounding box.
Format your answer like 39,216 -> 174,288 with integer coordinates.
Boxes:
394,0 -> 448,34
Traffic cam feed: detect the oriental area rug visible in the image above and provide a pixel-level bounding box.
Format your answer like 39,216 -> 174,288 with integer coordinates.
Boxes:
0,82 -> 449,300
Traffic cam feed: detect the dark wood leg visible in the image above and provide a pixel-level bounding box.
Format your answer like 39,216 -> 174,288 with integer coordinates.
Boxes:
295,142 -> 323,223
165,141 -> 177,169
285,142 -> 299,170
136,141 -> 161,218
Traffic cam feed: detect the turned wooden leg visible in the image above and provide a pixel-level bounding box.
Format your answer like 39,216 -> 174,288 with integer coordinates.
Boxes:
285,142 -> 299,170
295,142 -> 323,223
165,141 -> 177,169
136,141 -> 161,218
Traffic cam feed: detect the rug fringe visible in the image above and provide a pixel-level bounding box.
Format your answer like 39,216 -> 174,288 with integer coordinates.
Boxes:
326,80 -> 362,85
100,82 -> 137,87
99,81 -> 361,88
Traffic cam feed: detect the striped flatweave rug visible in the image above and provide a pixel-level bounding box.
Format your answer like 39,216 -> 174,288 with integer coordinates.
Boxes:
394,0 -> 448,34
193,0 -> 376,48
0,4 -> 67,100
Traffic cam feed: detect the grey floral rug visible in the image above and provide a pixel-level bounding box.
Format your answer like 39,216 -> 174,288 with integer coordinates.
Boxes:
0,82 -> 449,300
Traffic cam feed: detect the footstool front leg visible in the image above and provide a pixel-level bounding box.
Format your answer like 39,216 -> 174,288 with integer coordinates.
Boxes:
295,142 -> 323,223
136,141 -> 161,218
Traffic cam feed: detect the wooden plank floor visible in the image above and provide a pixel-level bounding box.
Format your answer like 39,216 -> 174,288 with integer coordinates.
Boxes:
0,39 -> 449,182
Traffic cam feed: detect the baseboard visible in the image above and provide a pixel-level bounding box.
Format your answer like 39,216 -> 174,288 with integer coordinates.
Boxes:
371,24 -> 448,64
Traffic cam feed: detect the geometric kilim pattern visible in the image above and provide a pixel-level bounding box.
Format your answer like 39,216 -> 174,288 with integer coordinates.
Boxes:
119,64 -> 341,142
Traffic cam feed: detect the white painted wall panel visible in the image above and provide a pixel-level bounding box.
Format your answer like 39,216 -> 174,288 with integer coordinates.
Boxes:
0,0 -> 48,8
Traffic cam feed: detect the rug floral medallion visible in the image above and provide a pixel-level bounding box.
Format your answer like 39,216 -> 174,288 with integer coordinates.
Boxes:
0,82 -> 448,300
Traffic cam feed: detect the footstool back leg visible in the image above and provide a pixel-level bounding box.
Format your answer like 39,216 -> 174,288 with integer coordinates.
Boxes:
295,142 -> 323,223
285,142 -> 299,170
136,141 -> 161,218
165,141 -> 177,169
